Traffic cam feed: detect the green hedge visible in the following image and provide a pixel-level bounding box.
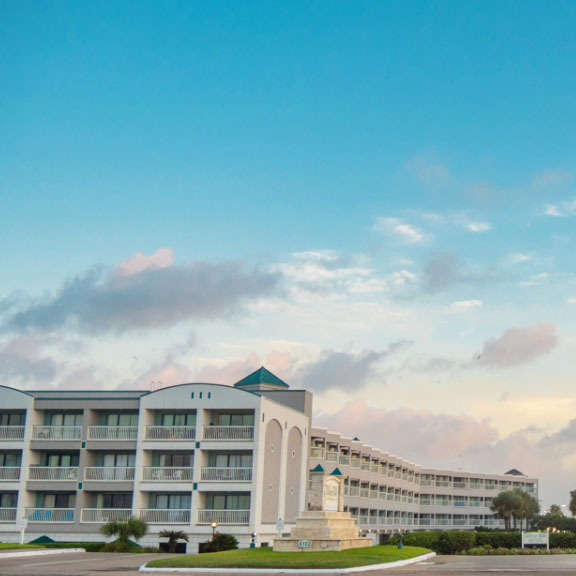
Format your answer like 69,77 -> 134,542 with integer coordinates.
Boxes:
550,532 -> 576,549
476,532 -> 521,549
42,542 -> 106,552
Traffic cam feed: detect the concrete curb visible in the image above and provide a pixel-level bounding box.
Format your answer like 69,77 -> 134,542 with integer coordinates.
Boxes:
0,548 -> 87,559
139,552 -> 436,573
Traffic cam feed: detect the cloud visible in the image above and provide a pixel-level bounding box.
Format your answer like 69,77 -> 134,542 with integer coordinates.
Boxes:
0,337 -> 59,383
406,158 -> 452,187
297,340 -> 413,392
506,253 -> 533,265
450,299 -> 483,312
421,252 -> 466,293
465,221 -> 492,233
544,197 -> 576,217
567,298 -> 576,304
373,218 -> 429,244
532,170 -> 572,188
477,323 -> 558,368
115,248 -> 173,276
1,255 -> 281,335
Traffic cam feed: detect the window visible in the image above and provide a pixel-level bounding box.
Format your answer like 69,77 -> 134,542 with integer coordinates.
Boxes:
0,413 -> 24,426
158,453 -> 192,467
216,413 -> 254,426
104,413 -> 138,427
45,453 -> 79,467
205,493 -> 250,510
154,494 -> 191,509
0,452 -> 21,467
210,453 -> 252,468
49,413 -> 83,426
160,413 -> 196,426
0,493 -> 17,508
102,493 -> 132,509
102,453 -> 136,467
43,494 -> 71,508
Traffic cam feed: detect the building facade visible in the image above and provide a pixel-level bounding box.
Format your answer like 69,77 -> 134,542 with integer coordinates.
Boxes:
0,368 -> 537,550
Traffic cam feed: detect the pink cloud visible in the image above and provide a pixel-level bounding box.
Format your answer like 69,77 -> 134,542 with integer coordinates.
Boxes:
115,248 -> 174,276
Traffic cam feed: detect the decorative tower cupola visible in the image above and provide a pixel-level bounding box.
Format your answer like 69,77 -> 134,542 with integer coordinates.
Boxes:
233,366 -> 290,391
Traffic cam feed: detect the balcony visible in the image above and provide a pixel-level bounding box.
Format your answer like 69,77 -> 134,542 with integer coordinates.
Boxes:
87,426 -> 138,441
140,509 -> 191,524
142,467 -> 193,482
197,509 -> 250,525
0,426 -> 25,441
32,426 -> 82,441
28,466 -> 79,481
0,467 -> 21,481
326,452 -> 338,463
360,488 -> 369,498
145,426 -> 196,441
371,464 -> 379,474
25,508 -> 74,523
350,458 -> 361,468
202,426 -> 254,441
310,447 -> 324,458
360,461 -> 370,471
339,455 -> 350,466
200,467 -> 252,482
453,481 -> 467,489
0,508 -> 17,522
85,467 -> 135,481
81,508 -> 132,523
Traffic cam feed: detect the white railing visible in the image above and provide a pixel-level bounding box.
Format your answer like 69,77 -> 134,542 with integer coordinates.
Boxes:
145,426 -> 196,441
197,509 -> 250,525
361,461 -> 370,471
0,508 -> 17,522
28,466 -> 79,481
339,455 -> 350,466
358,515 -> 368,525
370,490 -> 379,499
81,508 -> 132,523
84,467 -> 135,481
87,426 -> 138,440
202,426 -> 254,441
200,467 -> 252,482
349,486 -> 360,497
0,467 -> 21,481
309,447 -> 324,458
0,426 -> 25,440
360,488 -> 369,498
32,426 -> 82,440
25,508 -> 75,523
351,458 -> 361,468
140,509 -> 191,524
371,465 -> 379,474
453,481 -> 467,489
142,467 -> 193,482
326,452 -> 338,462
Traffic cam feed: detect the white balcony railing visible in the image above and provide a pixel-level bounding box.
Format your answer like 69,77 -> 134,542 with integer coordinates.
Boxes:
0,426 -> 25,441
32,426 -> 82,441
0,508 -> 17,522
339,455 -> 350,466
0,467 -> 21,481
87,426 -> 138,440
351,458 -> 361,468
81,508 -> 132,523
197,509 -> 250,525
202,426 -> 254,441
326,452 -> 338,462
25,508 -> 75,523
142,467 -> 193,482
140,509 -> 190,524
145,426 -> 196,441
28,467 -> 79,481
310,447 -> 324,458
84,467 -> 135,481
200,467 -> 252,482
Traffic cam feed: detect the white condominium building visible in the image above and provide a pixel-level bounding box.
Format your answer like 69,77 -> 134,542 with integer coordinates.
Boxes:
0,367 -> 537,550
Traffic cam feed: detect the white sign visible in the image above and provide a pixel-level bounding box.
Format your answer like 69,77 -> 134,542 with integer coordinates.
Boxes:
522,532 -> 549,549
325,476 -> 340,511
297,540 -> 312,548
276,518 -> 284,533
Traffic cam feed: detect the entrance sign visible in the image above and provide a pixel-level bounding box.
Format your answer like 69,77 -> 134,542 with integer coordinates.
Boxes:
522,532 -> 549,550
297,540 -> 312,548
325,476 -> 340,511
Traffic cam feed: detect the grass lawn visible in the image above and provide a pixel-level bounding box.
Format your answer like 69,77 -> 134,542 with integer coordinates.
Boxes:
147,545 -> 431,569
0,544 -> 46,550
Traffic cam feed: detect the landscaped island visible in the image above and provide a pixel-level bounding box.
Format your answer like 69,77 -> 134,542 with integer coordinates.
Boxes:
146,545 -> 431,570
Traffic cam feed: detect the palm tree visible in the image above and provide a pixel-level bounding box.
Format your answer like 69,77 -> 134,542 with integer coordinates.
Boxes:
490,491 -> 516,530
548,504 -> 564,517
491,489 -> 539,530
101,517 -> 148,551
159,530 -> 189,553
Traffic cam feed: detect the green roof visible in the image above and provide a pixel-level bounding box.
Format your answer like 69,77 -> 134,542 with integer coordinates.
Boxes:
312,464 -> 325,472
330,467 -> 343,476
233,366 -> 290,389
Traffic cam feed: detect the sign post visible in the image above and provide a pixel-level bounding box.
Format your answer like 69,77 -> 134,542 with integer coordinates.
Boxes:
522,531 -> 549,552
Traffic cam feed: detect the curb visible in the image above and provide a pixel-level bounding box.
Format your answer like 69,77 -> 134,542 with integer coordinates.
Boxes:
139,552 -> 436,573
0,548 -> 87,560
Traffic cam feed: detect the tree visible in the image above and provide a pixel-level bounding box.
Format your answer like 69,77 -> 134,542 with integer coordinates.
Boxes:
202,533 -> 239,553
569,490 -> 576,516
100,517 -> 148,551
490,491 -> 517,530
490,489 -> 539,530
549,504 -> 565,517
159,530 -> 189,553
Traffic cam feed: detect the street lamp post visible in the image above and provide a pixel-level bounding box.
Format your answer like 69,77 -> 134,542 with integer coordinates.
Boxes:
250,532 -> 257,548
211,521 -> 218,540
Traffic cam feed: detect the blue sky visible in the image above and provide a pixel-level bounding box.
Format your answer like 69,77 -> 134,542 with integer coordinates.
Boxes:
2,1 -> 576,507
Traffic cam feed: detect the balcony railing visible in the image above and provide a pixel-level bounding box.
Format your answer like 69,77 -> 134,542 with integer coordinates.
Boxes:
32,426 -> 82,440
361,461 -> 370,471
453,481 -> 467,489
145,426 -> 196,441
202,426 -> 254,441
0,508 -> 17,522
140,509 -> 191,524
28,466 -> 79,481
371,465 -> 379,474
326,452 -> 338,462
87,426 -> 138,440
350,458 -> 361,468
349,486 -> 360,497
339,455 -> 350,466
0,467 -> 21,481
200,467 -> 252,482
197,509 -> 250,525
0,426 -> 25,441
142,467 -> 193,482
84,467 -> 135,481
360,488 -> 369,498
81,508 -> 132,523
25,508 -> 74,523
309,447 -> 324,458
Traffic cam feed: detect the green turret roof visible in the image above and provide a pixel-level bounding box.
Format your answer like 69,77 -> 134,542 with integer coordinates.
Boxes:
233,366 -> 290,389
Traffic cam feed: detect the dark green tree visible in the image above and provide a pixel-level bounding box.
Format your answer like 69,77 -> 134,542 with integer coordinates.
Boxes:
548,504 -> 564,517
100,517 -> 148,551
570,490 -> 576,516
159,530 -> 189,553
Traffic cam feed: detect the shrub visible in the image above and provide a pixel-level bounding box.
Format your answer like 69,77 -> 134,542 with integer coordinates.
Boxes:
202,533 -> 239,553
476,531 -> 521,549
437,531 -> 476,554
42,542 -> 106,552
550,532 -> 576,549
389,531 -> 441,551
